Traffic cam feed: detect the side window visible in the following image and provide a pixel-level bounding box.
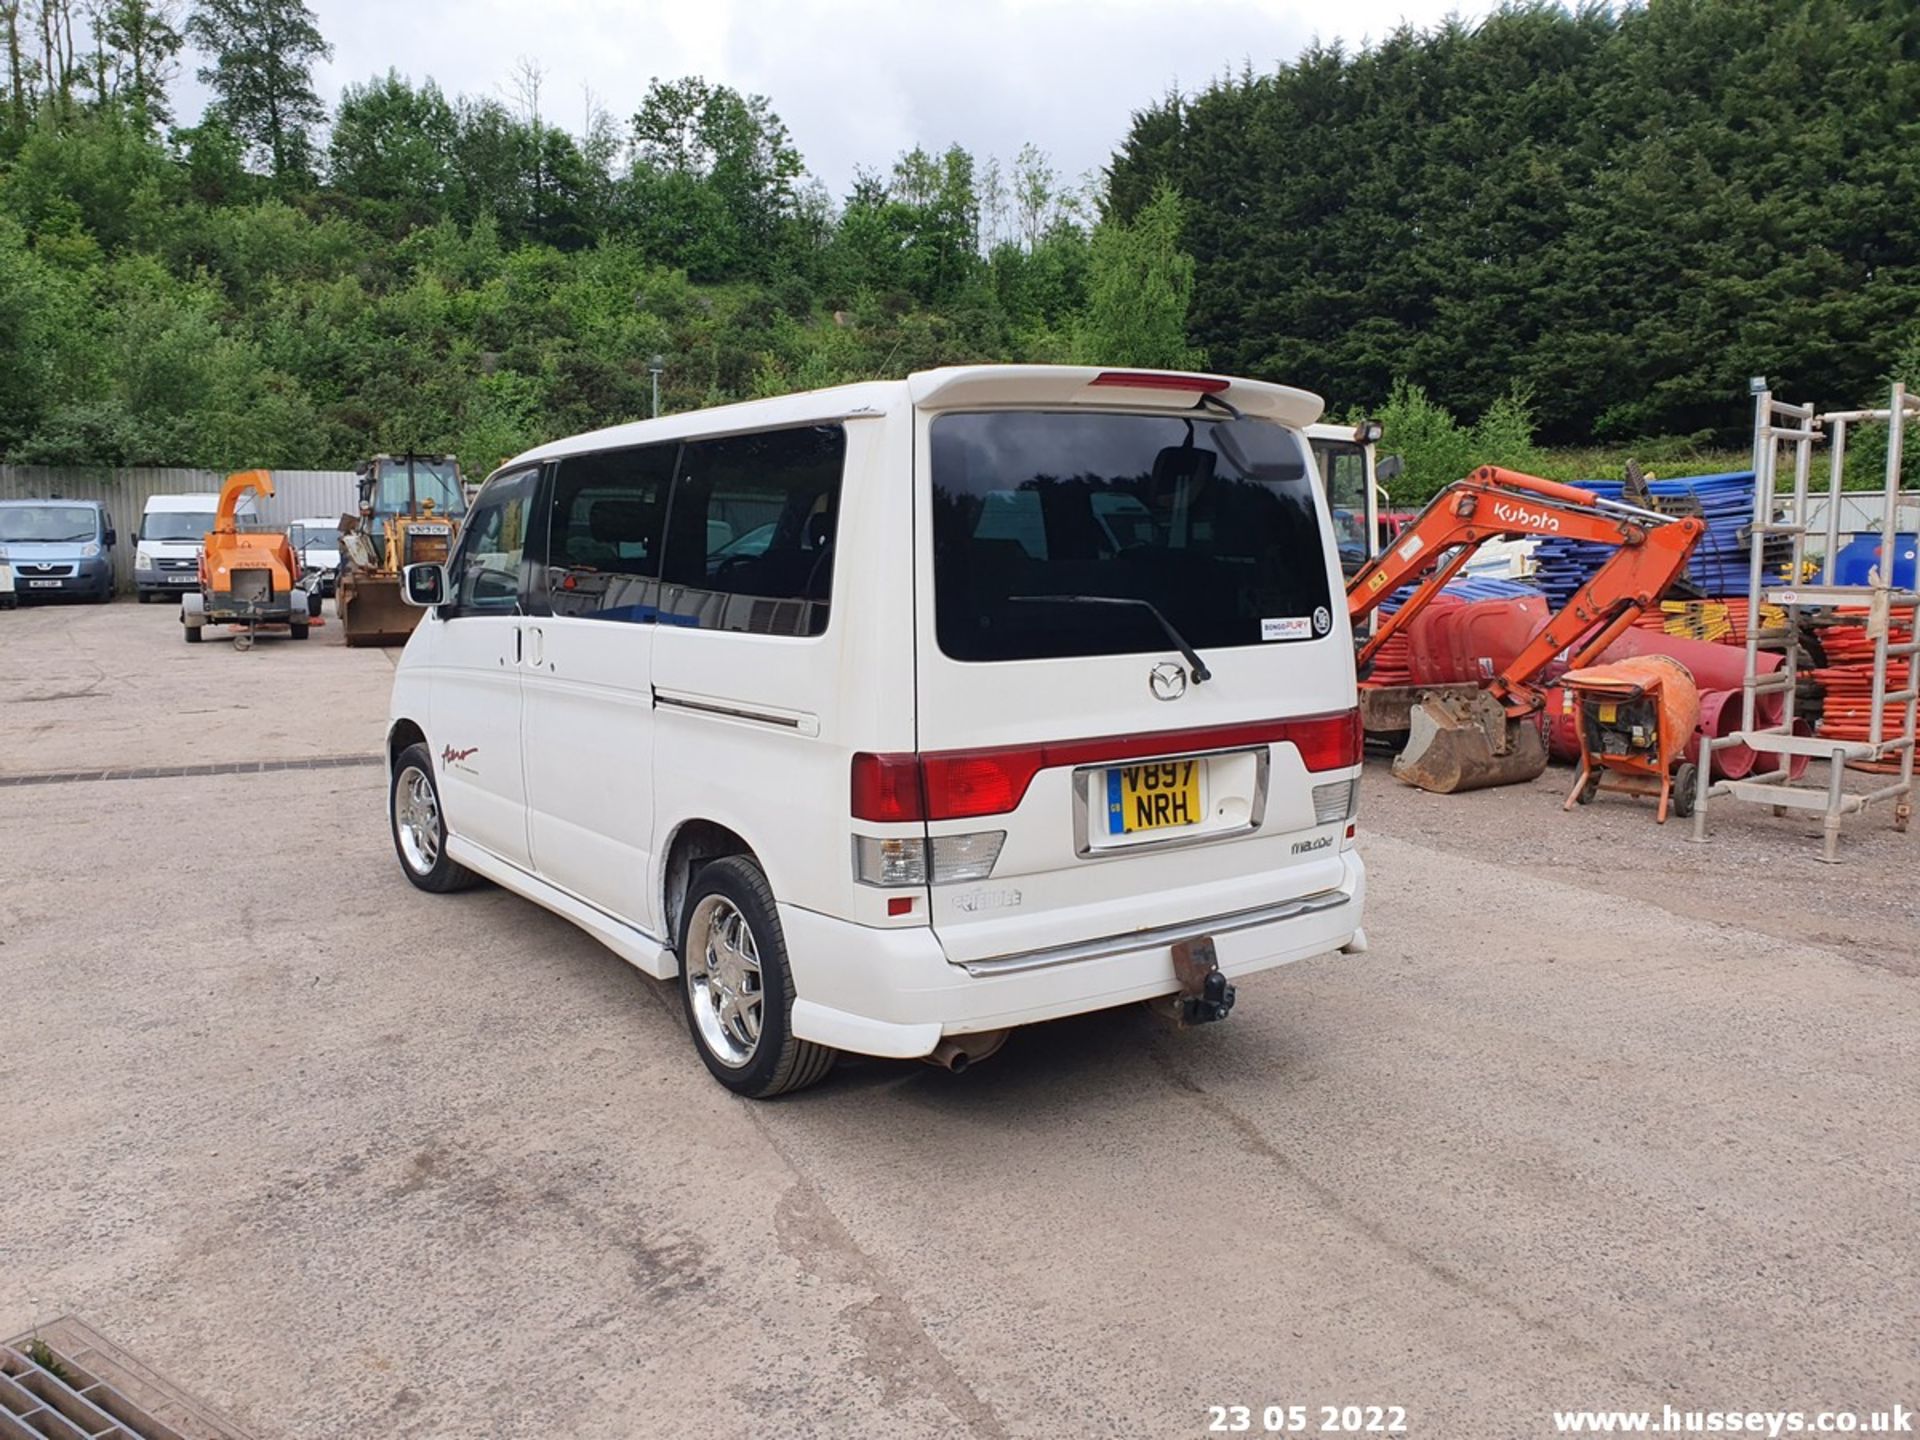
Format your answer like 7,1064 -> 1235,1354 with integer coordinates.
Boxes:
659,425 -> 847,637
447,468 -> 537,617
544,444 -> 675,621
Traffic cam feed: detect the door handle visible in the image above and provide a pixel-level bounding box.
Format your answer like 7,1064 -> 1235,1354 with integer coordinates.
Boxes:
513,626 -> 523,665
526,625 -> 544,668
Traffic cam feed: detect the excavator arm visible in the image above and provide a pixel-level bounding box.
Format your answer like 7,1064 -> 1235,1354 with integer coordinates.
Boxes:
1347,465 -> 1705,717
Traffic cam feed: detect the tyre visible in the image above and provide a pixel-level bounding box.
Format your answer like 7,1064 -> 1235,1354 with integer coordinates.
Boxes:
307,590 -> 324,618
389,743 -> 480,894
137,590 -> 152,605
183,622 -> 202,643
288,619 -> 310,640
677,856 -> 836,1099
1574,773 -> 1600,804
1671,763 -> 1697,819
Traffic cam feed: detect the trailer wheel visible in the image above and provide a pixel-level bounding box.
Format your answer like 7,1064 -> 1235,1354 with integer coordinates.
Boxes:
288,619 -> 310,640
183,622 -> 203,643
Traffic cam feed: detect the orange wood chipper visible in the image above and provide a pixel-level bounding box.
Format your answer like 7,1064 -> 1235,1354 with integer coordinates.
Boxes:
180,470 -> 318,649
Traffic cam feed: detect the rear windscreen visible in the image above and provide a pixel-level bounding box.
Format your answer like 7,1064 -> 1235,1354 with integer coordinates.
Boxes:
930,411 -> 1335,663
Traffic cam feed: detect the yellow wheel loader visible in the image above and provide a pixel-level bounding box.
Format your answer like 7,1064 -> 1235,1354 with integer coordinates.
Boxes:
336,453 -> 468,647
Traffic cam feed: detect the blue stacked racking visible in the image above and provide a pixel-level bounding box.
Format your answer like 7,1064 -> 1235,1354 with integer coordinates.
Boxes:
1531,471 -> 1763,607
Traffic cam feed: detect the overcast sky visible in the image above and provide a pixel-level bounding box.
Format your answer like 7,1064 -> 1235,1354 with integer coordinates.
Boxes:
181,0 -> 1496,198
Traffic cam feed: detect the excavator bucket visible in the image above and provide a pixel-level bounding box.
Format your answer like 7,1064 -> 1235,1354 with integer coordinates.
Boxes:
336,572 -> 422,647
1392,689 -> 1549,794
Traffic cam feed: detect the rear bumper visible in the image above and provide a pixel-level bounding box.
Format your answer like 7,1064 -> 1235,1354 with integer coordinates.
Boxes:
783,851 -> 1366,1059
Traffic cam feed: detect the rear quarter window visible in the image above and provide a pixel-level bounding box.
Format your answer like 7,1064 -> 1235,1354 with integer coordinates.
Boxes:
658,424 -> 846,637
930,411 -> 1335,663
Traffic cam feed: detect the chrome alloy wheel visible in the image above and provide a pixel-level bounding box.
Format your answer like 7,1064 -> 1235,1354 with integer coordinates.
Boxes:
395,765 -> 442,874
685,894 -> 765,1068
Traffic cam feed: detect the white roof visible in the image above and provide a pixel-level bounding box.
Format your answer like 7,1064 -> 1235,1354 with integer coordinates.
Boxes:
499,364 -> 1325,476
144,493 -> 223,510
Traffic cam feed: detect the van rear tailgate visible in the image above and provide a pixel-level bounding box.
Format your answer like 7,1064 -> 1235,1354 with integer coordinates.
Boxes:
913,401 -> 1358,968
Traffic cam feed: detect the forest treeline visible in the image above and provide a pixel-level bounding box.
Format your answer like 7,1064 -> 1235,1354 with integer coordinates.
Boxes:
0,0 -> 1196,471
2,0 -> 1917,480
1109,1 -> 1920,444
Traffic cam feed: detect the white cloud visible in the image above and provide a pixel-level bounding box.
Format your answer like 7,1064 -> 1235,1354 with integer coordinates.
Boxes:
180,0 -> 1494,196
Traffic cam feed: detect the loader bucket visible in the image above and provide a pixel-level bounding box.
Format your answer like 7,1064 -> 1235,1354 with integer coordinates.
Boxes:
336,573 -> 422,647
1392,689 -> 1549,794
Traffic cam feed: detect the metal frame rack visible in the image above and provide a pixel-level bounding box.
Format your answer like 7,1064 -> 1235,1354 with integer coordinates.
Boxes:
1690,380 -> 1919,861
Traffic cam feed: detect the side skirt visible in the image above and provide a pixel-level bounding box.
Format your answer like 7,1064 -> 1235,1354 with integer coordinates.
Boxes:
444,835 -> 679,980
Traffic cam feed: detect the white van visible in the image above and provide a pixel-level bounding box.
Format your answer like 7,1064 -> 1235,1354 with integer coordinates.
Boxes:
386,366 -> 1367,1097
134,492 -> 250,603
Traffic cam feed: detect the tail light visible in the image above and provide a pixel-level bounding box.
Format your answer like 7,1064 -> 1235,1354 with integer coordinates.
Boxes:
851,710 -> 1361,823
1312,777 -> 1360,825
853,833 -> 1006,887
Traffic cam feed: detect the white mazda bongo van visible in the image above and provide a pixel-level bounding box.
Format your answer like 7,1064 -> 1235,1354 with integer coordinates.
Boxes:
386,366 -> 1366,1097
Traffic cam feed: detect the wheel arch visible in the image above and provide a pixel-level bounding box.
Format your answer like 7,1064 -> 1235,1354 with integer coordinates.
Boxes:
387,718 -> 428,779
659,817 -> 762,947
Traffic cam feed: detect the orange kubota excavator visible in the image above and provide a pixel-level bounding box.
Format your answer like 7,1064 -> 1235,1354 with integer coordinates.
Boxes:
1345,466 -> 1706,793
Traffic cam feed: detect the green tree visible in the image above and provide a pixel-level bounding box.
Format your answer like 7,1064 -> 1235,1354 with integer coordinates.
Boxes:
96,0 -> 184,126
1073,184 -> 1200,369
186,0 -> 330,182
628,75 -> 802,278
2,1 -> 36,141
329,70 -> 458,213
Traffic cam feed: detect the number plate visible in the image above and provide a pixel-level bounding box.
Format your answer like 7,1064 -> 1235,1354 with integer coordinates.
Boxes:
26,579 -> 61,588
1106,758 -> 1205,835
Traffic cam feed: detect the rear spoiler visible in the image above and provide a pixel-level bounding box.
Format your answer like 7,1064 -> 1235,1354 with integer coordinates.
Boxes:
909,365 -> 1325,429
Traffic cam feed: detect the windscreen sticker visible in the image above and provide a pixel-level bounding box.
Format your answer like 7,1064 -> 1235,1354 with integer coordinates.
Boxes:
1262,616 -> 1313,641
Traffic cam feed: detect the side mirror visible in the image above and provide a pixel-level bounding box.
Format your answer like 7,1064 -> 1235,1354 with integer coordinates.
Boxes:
104,528 -> 117,547
402,563 -> 448,608
1375,455 -> 1405,483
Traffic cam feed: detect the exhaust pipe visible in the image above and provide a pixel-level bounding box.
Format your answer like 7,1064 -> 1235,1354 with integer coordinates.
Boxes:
924,1029 -> 1010,1074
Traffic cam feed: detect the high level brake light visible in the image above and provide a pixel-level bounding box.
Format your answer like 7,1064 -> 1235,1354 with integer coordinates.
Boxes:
1088,371 -> 1230,394
850,710 -> 1362,823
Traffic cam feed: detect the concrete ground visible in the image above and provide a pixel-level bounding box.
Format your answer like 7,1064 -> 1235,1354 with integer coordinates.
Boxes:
2,600 -> 1915,1439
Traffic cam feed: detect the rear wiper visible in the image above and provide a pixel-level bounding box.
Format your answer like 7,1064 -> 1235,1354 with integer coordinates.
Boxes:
1008,594 -> 1213,684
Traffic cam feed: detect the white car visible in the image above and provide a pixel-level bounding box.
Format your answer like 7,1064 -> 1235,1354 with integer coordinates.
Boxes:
287,517 -> 344,596
384,365 -> 1367,1097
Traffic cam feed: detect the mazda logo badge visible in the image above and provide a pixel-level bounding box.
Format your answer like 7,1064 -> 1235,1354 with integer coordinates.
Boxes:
1148,662 -> 1188,701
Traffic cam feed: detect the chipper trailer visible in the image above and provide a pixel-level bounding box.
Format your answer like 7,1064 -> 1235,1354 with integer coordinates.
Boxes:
181,470 -> 315,649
